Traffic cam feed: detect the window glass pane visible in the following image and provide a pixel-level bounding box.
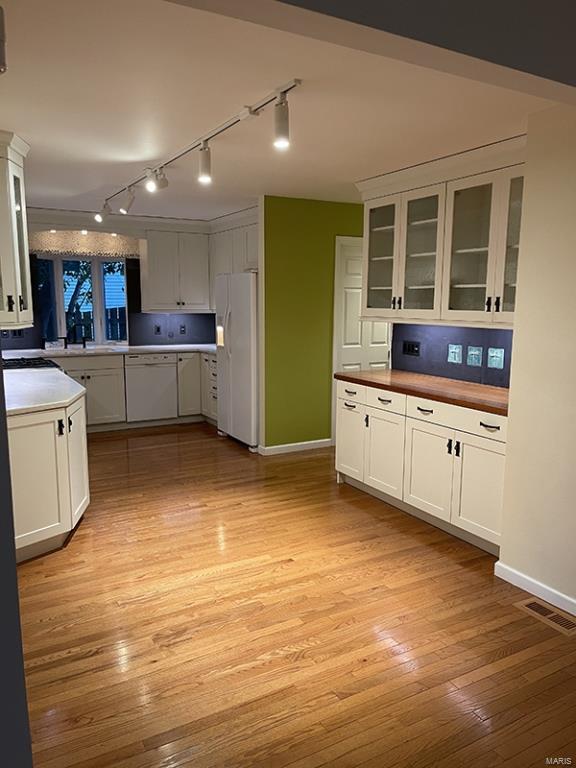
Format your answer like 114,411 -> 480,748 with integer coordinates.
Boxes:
33,258 -> 58,342
63,260 -> 94,342
102,261 -> 127,341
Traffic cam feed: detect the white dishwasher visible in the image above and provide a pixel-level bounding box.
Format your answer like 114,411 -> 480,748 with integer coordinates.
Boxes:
125,353 -> 178,422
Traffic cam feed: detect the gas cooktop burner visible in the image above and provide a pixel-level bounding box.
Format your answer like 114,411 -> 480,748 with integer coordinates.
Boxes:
2,357 -> 61,370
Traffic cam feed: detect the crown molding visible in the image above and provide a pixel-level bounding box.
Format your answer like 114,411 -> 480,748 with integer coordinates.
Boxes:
208,206 -> 259,233
26,208 -> 211,236
356,135 -> 527,201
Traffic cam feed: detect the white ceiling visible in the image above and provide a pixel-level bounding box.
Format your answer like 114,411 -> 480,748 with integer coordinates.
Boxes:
1,0 -> 550,221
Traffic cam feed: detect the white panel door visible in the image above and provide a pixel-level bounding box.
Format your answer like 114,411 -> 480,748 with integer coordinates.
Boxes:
67,398 -> 90,529
451,431 -> 506,544
178,233 -> 210,310
404,418 -> 454,521
8,408 -> 71,548
143,231 -> 180,311
84,369 -> 126,425
232,227 -> 248,273
177,353 -> 201,416
245,224 -> 259,270
335,399 -> 366,481
364,406 -> 405,500
334,237 -> 390,373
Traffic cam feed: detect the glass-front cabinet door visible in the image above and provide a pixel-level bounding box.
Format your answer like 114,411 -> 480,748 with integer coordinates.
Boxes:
363,195 -> 401,317
441,171 -> 500,323
396,184 -> 445,319
10,162 -> 33,325
493,172 -> 523,323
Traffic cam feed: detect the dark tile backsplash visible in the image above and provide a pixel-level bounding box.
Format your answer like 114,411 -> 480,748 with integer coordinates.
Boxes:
1,257 -> 216,350
392,324 -> 513,388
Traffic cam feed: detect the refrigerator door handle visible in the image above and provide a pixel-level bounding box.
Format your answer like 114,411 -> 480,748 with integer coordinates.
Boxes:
226,310 -> 232,360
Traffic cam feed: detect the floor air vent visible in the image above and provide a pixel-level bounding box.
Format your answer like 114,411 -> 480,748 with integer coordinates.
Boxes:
515,598 -> 576,636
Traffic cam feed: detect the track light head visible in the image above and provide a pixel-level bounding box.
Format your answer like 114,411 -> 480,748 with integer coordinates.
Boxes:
94,200 -> 111,223
273,92 -> 290,151
156,168 -> 169,190
144,168 -> 157,193
198,141 -> 212,185
119,186 -> 135,215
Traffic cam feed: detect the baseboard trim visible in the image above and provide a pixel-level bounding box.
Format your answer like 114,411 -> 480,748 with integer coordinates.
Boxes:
258,439 -> 333,456
494,561 -> 576,617
88,415 -> 206,433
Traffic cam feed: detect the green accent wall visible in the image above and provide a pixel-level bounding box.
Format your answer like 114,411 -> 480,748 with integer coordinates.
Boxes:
264,196 -> 363,446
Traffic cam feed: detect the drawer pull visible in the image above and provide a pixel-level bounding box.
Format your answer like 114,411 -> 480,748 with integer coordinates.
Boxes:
417,406 -> 434,415
344,402 -> 356,410
378,397 -> 392,404
480,421 -> 501,432
344,389 -> 357,395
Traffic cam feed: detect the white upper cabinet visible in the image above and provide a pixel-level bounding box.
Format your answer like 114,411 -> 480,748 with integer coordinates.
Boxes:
142,231 -> 210,313
363,185 -> 445,320
0,132 -> 33,328
361,162 -> 524,327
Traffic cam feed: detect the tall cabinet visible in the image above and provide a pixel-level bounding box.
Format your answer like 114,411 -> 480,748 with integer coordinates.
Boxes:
0,132 -> 33,328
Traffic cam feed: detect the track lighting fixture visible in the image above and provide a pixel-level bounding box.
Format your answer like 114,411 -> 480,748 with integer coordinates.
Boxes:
273,92 -> 290,151
101,79 -> 301,215
156,167 -> 169,190
144,168 -> 157,193
198,142 -> 212,185
119,186 -> 135,215
94,201 -> 111,223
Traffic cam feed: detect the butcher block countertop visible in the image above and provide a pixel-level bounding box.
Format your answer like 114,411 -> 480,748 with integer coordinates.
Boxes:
335,370 -> 509,416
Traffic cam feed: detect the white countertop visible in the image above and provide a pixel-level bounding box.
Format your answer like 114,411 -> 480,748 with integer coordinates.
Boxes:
2,344 -> 217,359
4,369 -> 86,417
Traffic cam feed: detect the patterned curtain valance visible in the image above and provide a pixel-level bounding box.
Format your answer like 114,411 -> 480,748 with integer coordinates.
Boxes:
29,230 -> 140,258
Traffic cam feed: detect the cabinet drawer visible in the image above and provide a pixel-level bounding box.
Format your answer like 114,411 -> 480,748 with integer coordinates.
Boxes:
336,381 -> 366,403
407,396 -> 507,442
55,354 -> 124,372
366,387 -> 406,415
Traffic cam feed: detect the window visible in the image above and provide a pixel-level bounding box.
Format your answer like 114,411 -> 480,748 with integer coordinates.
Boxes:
31,254 -> 127,344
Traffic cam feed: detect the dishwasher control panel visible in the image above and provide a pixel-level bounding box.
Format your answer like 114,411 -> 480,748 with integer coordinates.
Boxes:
124,353 -> 178,365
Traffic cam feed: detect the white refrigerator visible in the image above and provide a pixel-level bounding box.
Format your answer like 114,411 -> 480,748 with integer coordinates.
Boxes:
215,272 -> 258,449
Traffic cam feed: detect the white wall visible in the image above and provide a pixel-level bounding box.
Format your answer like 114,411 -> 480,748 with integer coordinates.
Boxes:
497,105 -> 576,614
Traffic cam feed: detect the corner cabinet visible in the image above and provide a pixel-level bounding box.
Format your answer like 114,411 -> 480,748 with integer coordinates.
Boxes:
363,184 -> 446,321
141,231 -> 210,313
0,132 -> 33,328
362,166 -> 524,326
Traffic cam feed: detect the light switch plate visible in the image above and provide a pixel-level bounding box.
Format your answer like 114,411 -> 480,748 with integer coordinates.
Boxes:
487,347 -> 505,369
467,346 -> 483,367
447,344 -> 462,364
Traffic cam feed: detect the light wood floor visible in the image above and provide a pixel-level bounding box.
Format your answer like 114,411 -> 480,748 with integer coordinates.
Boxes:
17,424 -> 576,767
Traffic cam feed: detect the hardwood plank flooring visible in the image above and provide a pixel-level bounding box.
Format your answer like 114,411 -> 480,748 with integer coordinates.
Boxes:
17,423 -> 576,767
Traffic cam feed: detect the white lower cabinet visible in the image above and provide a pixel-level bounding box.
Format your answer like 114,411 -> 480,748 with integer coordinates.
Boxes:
59,357 -> 126,426
450,431 -> 506,544
335,399 -> 366,481
364,406 -> 405,499
8,396 -> 90,553
404,419 -> 454,521
178,353 -> 201,416
335,384 -> 507,546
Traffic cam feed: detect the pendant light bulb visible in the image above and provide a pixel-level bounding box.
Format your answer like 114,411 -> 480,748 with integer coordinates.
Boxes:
156,167 -> 169,190
273,92 -> 290,150
119,187 -> 135,215
198,141 -> 212,185
145,168 -> 157,193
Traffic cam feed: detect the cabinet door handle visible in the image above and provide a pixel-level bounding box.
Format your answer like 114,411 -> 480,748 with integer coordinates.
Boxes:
378,397 -> 392,404
344,389 -> 357,395
454,440 -> 461,457
18,295 -> 24,311
365,414 -> 369,427
86,375 -> 91,380
57,419 -> 65,436
480,421 -> 501,432
344,402 -> 356,409
6,295 -> 15,312
397,296 -> 402,310
494,296 -> 501,313
68,417 -> 73,432
447,438 -> 453,454
485,296 -> 492,312
417,406 -> 434,415
391,296 -> 396,310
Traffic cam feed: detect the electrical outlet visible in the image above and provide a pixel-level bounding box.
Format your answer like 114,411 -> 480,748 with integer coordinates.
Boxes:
154,324 -> 162,335
179,324 -> 186,335
402,340 -> 420,357
0,330 -> 9,338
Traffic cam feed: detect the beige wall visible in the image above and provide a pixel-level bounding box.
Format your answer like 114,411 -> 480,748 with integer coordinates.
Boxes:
498,105 -> 576,611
